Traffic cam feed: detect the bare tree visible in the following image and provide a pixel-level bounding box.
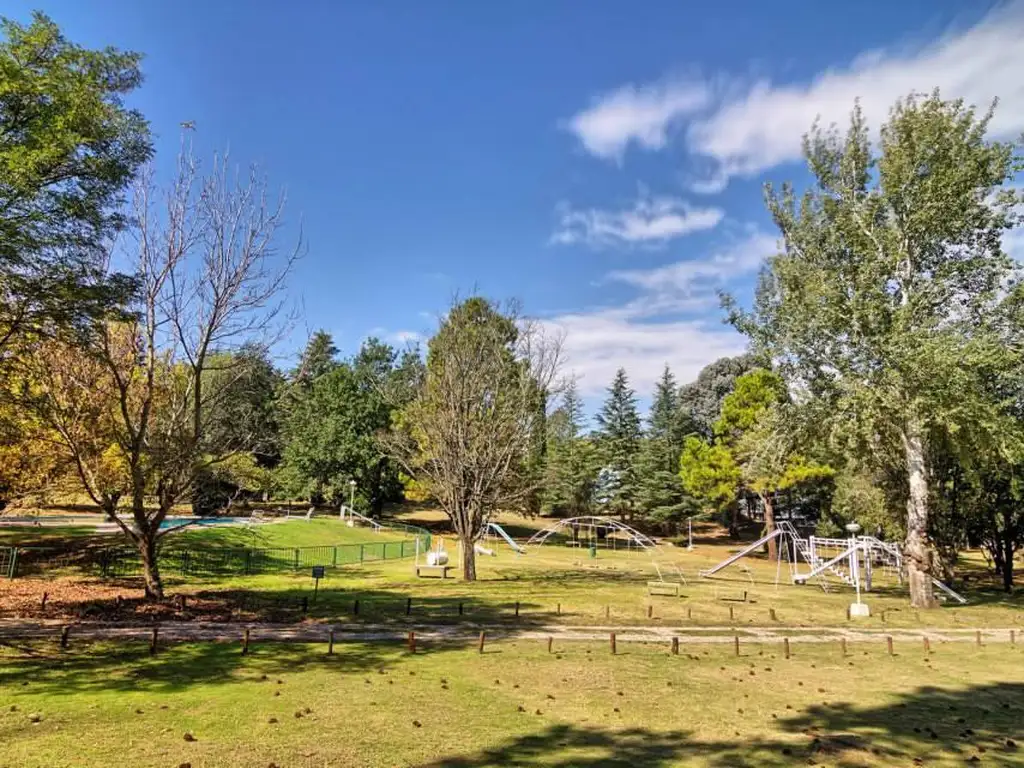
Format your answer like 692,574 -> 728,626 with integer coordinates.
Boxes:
17,138 -> 300,598
383,297 -> 562,580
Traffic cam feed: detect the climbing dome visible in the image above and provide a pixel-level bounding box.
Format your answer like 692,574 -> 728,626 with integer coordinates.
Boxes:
525,516 -> 657,551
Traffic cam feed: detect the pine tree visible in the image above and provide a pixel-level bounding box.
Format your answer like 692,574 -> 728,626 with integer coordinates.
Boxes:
594,368 -> 641,516
294,330 -> 338,385
637,365 -> 693,528
543,379 -> 598,515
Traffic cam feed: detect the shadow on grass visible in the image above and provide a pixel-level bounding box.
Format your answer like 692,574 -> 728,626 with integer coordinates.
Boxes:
419,681 -> 1024,768
420,724 -> 691,767
0,638 -> 414,696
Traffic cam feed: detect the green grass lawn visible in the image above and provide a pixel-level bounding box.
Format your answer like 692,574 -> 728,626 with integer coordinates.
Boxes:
163,537 -> 1024,631
168,518 -> 410,550
1,637 -> 1021,767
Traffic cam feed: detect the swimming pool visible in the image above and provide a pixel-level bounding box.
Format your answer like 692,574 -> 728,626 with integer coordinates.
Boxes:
158,517 -> 250,531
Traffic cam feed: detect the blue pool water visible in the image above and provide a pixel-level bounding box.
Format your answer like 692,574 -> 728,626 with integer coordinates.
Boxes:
158,517 -> 249,531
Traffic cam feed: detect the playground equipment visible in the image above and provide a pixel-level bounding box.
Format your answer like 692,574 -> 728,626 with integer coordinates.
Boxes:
698,519 -> 968,603
414,537 -> 453,578
648,561 -> 687,596
339,505 -> 383,532
484,522 -> 526,554
526,516 -> 656,551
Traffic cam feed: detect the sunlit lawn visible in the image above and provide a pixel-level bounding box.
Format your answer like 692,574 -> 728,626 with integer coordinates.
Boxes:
1,637 -> 1021,767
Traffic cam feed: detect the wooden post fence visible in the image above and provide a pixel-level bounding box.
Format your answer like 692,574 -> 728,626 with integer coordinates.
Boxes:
610,632 -> 617,655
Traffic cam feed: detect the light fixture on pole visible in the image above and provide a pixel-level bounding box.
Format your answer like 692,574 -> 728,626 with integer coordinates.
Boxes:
845,522 -> 870,617
349,479 -> 356,511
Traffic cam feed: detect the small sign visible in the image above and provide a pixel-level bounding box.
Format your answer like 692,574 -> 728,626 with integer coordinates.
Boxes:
311,565 -> 325,579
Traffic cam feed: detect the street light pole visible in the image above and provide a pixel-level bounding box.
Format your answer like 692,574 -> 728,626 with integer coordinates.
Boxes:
349,479 -> 356,514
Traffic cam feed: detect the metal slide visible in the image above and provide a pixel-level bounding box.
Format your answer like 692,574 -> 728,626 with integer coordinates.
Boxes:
698,528 -> 782,577
932,577 -> 968,604
792,542 -> 859,585
486,522 -> 526,553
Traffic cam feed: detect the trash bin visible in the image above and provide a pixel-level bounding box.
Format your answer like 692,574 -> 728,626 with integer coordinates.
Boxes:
589,542 -> 597,559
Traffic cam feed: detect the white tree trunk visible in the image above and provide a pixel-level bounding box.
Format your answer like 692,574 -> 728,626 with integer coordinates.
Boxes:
903,420 -> 937,608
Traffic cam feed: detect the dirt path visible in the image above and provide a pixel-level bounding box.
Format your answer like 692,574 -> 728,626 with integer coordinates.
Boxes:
0,618 -> 1017,646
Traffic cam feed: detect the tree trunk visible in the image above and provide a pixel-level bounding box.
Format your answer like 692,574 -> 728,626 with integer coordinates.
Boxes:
139,531 -> 164,600
728,502 -> 739,539
1002,525 -> 1015,593
902,421 -> 937,608
461,534 -> 477,581
761,493 -> 778,561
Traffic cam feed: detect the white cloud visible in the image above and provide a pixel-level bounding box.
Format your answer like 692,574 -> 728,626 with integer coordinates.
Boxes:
551,194 -> 723,247
543,229 -> 774,395
547,311 -> 747,397
563,4 -> 1024,183
391,330 -> 424,344
689,5 -> 1024,179
609,230 -> 777,294
564,80 -> 710,160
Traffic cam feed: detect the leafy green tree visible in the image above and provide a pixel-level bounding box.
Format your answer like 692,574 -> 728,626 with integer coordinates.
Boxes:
0,13 -> 151,359
543,379 -> 598,516
637,366 -> 693,529
594,368 -> 642,518
726,93 -> 1022,607
192,346 -> 283,514
679,437 -> 741,535
678,354 -> 760,439
282,338 -> 415,512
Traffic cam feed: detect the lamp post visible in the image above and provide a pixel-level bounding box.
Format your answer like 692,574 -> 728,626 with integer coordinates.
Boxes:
845,522 -> 870,617
348,479 -> 356,513
687,517 -> 693,551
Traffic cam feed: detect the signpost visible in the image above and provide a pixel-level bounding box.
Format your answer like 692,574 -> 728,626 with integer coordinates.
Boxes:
312,565 -> 325,602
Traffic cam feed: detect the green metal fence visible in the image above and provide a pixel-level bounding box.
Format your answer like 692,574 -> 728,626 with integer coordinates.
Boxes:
7,522 -> 430,580
0,546 -> 15,578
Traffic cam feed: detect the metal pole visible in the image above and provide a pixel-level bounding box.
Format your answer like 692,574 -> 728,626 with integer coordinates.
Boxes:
687,517 -> 693,550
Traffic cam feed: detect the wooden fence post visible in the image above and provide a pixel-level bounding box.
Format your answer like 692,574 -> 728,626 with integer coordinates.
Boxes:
976,630 -> 982,647
610,632 -> 617,655
328,629 -> 335,656
59,625 -> 69,650
886,636 -> 894,656
923,636 -> 930,654
734,636 -> 740,656
605,605 -> 610,619
150,626 -> 159,656
353,599 -> 359,616
407,631 -> 416,654
515,601 -> 520,618
479,631 -> 486,654
40,592 -> 48,611
671,637 -> 679,655
1011,629 -> 1016,646
406,597 -> 412,616
547,636 -> 553,654
784,638 -> 790,659
687,607 -> 692,620
242,628 -> 250,655
769,608 -> 776,621
556,602 -> 561,616
840,637 -> 847,657
458,602 -> 464,616
647,605 -> 653,619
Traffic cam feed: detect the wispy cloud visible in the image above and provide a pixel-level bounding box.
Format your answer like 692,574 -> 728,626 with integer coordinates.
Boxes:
551,194 -> 723,248
564,4 -> 1024,185
564,80 -> 710,161
543,229 -> 774,395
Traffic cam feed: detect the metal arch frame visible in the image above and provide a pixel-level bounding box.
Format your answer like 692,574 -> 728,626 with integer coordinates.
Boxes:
525,516 -> 657,550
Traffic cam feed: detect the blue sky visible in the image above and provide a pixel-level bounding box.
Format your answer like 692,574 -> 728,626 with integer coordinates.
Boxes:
9,0 -> 1023,401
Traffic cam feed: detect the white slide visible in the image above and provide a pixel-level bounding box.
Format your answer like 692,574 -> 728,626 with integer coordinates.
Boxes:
486,522 -> 526,553
474,543 -> 495,556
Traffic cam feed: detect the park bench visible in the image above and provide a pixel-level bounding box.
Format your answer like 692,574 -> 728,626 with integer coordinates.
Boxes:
415,564 -> 454,579
647,581 -> 681,596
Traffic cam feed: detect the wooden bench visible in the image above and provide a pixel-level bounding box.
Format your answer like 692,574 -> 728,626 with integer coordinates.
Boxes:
647,581 -> 681,596
415,564 -> 454,579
